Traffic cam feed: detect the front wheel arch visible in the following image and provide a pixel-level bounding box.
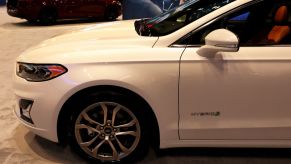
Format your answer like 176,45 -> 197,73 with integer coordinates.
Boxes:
104,4 -> 120,20
57,85 -> 160,150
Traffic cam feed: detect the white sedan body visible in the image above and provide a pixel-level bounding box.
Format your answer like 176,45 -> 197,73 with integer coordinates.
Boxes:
13,0 -> 291,152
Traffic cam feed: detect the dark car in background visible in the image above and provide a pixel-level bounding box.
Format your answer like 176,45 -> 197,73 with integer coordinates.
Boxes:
0,0 -> 5,6
7,0 -> 121,24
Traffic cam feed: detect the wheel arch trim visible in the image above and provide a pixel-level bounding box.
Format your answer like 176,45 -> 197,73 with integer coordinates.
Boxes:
56,81 -> 160,147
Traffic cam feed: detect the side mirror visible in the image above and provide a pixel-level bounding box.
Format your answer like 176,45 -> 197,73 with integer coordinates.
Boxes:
197,29 -> 239,57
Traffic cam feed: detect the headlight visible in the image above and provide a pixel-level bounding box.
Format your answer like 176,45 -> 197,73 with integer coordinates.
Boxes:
16,62 -> 67,82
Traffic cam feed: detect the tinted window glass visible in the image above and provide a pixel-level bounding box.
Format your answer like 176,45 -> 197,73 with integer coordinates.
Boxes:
135,0 -> 235,36
181,0 -> 291,46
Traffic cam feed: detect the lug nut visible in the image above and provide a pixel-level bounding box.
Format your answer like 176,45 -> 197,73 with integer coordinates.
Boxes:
100,127 -> 104,130
107,120 -> 112,125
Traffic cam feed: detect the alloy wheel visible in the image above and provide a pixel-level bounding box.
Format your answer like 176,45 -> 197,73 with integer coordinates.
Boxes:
74,102 -> 141,162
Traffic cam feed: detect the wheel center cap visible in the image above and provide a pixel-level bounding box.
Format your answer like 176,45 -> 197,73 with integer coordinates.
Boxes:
104,127 -> 113,134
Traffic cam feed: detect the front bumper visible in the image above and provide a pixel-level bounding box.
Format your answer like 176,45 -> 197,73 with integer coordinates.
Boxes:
7,7 -> 22,18
13,104 -> 48,138
13,74 -> 68,143
7,5 -> 39,19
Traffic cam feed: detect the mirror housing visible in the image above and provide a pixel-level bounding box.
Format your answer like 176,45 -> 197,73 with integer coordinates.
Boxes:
197,29 -> 239,57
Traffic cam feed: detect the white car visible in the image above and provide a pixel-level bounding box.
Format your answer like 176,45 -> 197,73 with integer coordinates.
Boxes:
13,0 -> 291,163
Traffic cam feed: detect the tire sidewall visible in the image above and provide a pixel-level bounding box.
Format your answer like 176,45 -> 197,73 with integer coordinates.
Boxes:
39,8 -> 57,25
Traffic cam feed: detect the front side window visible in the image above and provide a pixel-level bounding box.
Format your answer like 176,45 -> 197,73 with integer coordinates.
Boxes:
135,0 -> 236,36
180,0 -> 291,46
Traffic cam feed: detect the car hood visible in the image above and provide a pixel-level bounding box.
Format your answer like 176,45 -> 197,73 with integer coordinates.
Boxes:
18,20 -> 159,63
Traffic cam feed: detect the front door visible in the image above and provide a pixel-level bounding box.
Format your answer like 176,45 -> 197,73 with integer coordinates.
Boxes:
58,0 -> 85,18
179,0 -> 291,140
80,0 -> 106,17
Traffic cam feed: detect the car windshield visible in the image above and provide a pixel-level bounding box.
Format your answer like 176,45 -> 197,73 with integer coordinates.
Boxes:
135,0 -> 236,36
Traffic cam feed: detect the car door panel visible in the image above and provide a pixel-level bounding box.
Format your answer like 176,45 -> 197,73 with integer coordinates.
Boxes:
58,0 -> 85,18
179,46 -> 291,140
79,0 -> 106,17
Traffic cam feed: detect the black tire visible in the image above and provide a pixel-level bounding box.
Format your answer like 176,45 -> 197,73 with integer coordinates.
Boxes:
104,7 -> 119,21
26,19 -> 37,24
39,8 -> 57,25
67,91 -> 149,163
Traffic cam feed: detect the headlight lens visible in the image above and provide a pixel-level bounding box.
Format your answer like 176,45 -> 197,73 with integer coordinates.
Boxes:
16,62 -> 67,82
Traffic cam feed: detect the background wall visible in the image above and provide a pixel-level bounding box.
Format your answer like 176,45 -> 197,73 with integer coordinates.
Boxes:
123,0 -> 185,20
